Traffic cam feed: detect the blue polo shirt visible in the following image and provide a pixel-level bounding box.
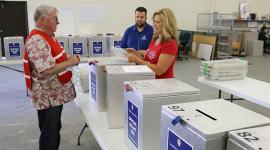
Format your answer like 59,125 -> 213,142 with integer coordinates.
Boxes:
120,23 -> 153,50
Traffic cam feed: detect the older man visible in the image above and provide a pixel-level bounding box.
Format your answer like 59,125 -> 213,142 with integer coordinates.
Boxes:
120,7 -> 153,51
23,5 -> 80,150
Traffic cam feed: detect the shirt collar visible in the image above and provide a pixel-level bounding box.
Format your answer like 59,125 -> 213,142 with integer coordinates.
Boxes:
34,26 -> 54,38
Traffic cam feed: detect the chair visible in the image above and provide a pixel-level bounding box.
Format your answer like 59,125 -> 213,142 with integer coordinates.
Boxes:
178,32 -> 191,60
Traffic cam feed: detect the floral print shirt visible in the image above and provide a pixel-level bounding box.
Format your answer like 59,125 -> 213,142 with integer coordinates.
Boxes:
25,34 -> 76,110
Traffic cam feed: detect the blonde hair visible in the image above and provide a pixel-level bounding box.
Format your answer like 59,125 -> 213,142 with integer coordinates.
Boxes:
152,8 -> 178,42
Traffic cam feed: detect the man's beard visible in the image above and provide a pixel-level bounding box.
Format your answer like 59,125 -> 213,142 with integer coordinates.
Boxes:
136,22 -> 146,28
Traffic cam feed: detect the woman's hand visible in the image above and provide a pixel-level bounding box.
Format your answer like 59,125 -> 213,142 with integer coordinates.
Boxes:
126,48 -> 136,54
127,53 -> 140,63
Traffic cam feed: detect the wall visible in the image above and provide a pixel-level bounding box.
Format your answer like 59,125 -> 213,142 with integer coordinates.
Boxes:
210,0 -> 270,15
7,0 -> 270,36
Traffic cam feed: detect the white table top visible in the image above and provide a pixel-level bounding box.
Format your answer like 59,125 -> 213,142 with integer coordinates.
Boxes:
0,58 -> 22,65
74,90 -> 129,150
0,57 -> 89,65
198,77 -> 270,109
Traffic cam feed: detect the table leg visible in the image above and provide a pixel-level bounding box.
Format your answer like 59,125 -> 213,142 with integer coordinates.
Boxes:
77,123 -> 88,146
218,90 -> 221,99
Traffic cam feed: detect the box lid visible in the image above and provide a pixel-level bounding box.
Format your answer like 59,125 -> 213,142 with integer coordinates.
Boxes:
106,65 -> 154,76
125,79 -> 200,98
162,99 -> 270,139
228,126 -> 270,149
90,56 -> 134,66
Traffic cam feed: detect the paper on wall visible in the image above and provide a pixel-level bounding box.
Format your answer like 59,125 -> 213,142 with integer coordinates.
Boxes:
79,5 -> 104,23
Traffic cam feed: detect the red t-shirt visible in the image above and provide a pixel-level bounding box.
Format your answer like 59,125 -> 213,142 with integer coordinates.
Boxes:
144,39 -> 178,79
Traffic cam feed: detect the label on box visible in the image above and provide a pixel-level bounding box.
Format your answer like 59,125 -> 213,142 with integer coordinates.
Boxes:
9,43 -> 20,57
168,129 -> 193,150
128,100 -> 139,148
60,42 -> 64,48
93,42 -> 102,54
73,43 -> 83,55
90,72 -> 96,101
114,41 -> 121,48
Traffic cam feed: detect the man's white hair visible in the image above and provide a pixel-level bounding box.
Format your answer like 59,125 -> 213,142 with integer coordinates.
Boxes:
34,5 -> 57,23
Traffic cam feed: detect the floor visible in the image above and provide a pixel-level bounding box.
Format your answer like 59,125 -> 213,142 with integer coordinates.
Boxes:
1,55 -> 270,150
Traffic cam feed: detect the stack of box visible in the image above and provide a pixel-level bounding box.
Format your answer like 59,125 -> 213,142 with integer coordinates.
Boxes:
68,36 -> 88,57
88,36 -> 108,57
124,79 -> 200,150
200,59 -> 248,81
4,36 -> 24,60
160,99 -> 270,150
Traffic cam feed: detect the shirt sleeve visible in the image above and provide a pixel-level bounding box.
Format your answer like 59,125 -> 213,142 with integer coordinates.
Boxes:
161,40 -> 178,55
120,29 -> 128,48
26,35 -> 55,73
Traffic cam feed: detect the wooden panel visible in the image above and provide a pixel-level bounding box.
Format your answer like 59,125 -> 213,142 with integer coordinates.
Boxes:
192,33 -> 217,60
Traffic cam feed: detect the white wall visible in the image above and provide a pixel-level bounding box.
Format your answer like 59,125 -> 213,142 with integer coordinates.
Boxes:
9,0 -> 270,36
210,0 -> 270,15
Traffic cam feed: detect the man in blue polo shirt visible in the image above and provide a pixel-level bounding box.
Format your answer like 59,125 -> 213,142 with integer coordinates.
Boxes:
120,7 -> 153,51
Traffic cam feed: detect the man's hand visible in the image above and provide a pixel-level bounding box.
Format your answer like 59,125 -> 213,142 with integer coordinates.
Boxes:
68,55 -> 80,66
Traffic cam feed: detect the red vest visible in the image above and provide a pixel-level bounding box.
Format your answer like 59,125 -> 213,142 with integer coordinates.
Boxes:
23,29 -> 72,89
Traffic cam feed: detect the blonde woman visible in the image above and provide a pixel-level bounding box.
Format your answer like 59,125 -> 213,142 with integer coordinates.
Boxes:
126,8 -> 178,79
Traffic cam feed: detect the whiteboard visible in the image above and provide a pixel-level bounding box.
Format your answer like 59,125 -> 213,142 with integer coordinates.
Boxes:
197,43 -> 213,60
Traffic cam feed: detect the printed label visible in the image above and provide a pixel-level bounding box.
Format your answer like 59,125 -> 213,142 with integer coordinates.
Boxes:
9,43 -> 20,57
114,41 -> 121,48
93,42 -> 102,54
168,129 -> 193,150
128,100 -> 139,148
90,72 -> 96,101
236,131 -> 260,142
73,43 -> 83,55
60,42 -> 64,47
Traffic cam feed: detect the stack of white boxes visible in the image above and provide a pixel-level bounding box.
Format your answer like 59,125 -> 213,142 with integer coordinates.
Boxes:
56,36 -> 69,55
88,36 -> 108,57
3,36 -> 24,60
200,59 -> 248,81
72,63 -> 89,93
106,65 -> 155,128
89,57 -> 134,112
160,99 -> 270,150
68,36 -> 88,57
241,32 -> 258,53
247,40 -> 264,56
227,126 -> 270,150
124,79 -> 200,150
